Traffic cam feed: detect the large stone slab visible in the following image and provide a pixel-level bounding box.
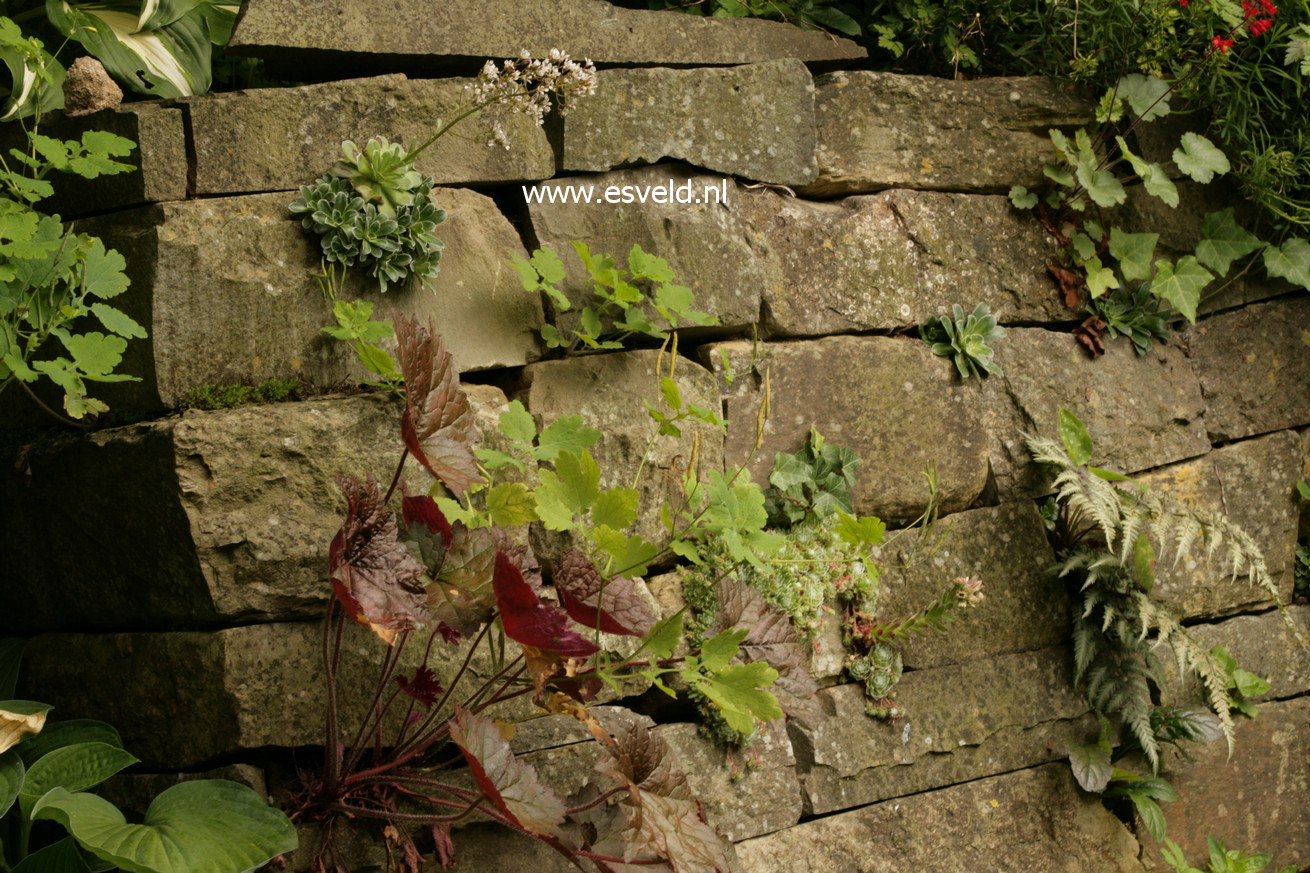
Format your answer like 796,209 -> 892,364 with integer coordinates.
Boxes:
979,328 -> 1210,499
802,72 -> 1091,197
703,335 -> 989,523
791,646 -> 1094,816
521,349 -> 724,552
0,388 -> 507,631
228,0 -> 865,70
19,188 -> 541,420
1141,698 -> 1310,873
0,103 -> 187,214
185,75 -> 553,195
17,619 -> 527,768
559,60 -> 816,187
874,501 -> 1066,671
1160,606 -> 1310,705
735,763 -> 1148,873
747,189 -> 1068,337
1188,296 -> 1310,442
1136,430 -> 1302,619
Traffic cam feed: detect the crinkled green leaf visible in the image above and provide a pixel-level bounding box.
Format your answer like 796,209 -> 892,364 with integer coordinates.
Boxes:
1116,74 -> 1172,121
591,486 -> 638,531
1172,133 -> 1230,184
485,482 -> 536,527
1109,228 -> 1158,282
81,240 -> 129,300
533,415 -> 600,462
20,742 -> 138,801
497,399 -> 536,444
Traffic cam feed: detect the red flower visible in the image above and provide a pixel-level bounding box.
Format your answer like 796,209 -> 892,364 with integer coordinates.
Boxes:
1212,34 -> 1235,52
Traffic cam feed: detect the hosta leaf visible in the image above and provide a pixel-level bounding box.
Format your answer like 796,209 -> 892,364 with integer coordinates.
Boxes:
715,582 -> 821,727
20,742 -> 137,801
1262,237 -> 1310,290
46,1 -> 213,98
31,781 -> 297,873
0,638 -> 22,699
196,0 -> 239,45
1108,228 -> 1158,283
1116,74 -> 1171,121
0,748 -> 23,818
1172,133 -> 1230,184
134,0 -> 202,31
0,19 -> 66,121
1150,256 -> 1213,324
10,837 -> 93,873
1068,741 -> 1113,793
16,720 -> 121,767
329,475 -> 427,644
449,707 -> 566,838
554,549 -> 655,637
1195,209 -> 1264,277
394,313 -> 479,495
491,550 -> 599,659
0,700 -> 50,755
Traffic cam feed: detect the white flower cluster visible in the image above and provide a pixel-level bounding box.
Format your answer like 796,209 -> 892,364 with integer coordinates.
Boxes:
956,575 -> 985,607
467,48 -> 598,150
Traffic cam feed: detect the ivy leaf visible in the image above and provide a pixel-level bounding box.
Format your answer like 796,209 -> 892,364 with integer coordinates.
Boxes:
329,474 -> 427,644
1084,257 -> 1120,299
1108,228 -> 1158,282
394,313 -> 479,495
485,482 -> 537,527
554,549 -> 655,637
1150,256 -> 1213,324
533,415 -> 601,462
1068,742 -> 1113,793
497,399 -> 536,444
590,486 -> 638,531
491,551 -> 599,660
715,582 -> 822,727
1116,74 -> 1172,121
1195,209 -> 1264,277
1262,237 -> 1310,290
1172,133 -> 1230,184
1058,407 -> 1094,466
1008,185 -> 1037,209
449,707 -> 567,838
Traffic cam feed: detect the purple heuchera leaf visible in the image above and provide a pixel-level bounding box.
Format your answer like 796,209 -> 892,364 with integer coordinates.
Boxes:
449,707 -> 567,838
554,549 -> 655,637
491,551 -> 599,660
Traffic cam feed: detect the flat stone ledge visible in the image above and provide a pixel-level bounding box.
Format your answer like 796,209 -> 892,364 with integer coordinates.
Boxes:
185,74 -> 554,195
703,335 -> 989,523
559,60 -> 817,187
791,646 -> 1093,816
979,328 -> 1210,499
735,763 -> 1148,873
0,388 -> 506,631
802,72 -> 1092,197
229,0 -> 866,69
1160,606 -> 1310,704
1188,295 -> 1310,443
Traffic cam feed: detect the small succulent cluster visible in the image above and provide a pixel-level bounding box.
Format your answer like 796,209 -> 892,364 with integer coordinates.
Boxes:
1086,284 -> 1171,356
289,139 -> 445,293
920,302 -> 1008,379
468,48 -> 598,148
846,643 -> 904,719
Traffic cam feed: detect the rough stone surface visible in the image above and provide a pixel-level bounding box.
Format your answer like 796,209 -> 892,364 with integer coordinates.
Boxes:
31,188 -> 541,418
185,75 -> 554,195
63,57 -> 122,118
735,763 -> 1148,872
522,349 -> 724,553
526,166 -> 769,333
746,188 -> 1068,337
0,103 -> 186,214
17,620 -> 533,768
560,60 -> 816,187
791,646 -> 1094,815
1136,430 -> 1302,619
0,389 -> 506,631
979,328 -> 1210,499
704,335 -> 989,522
874,501 -> 1066,671
229,0 -> 865,70
1160,606 -> 1310,705
803,72 -> 1091,196
1141,698 -> 1310,873
1188,296 -> 1310,442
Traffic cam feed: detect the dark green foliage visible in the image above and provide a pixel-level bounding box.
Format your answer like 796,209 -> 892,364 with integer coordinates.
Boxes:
1088,285 -> 1172,355
177,379 -> 303,412
763,427 -> 859,527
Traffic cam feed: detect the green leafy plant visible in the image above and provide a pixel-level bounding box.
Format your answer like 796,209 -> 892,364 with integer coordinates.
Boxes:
647,0 -> 861,36
514,242 -> 717,351
1162,837 -> 1296,873
176,378 -> 302,411
0,641 -> 297,871
1084,284 -> 1172,357
0,63 -> 143,422
1210,645 -> 1272,718
920,302 -> 1007,379
1031,408 -> 1299,771
762,427 -> 859,527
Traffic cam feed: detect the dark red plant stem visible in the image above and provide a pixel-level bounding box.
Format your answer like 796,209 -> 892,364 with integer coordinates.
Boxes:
382,447 -> 409,503
391,624 -> 443,750
340,630 -> 410,776
565,786 -> 625,815
458,656 -> 525,711
321,598 -> 342,793
465,663 -> 526,713
388,620 -> 495,760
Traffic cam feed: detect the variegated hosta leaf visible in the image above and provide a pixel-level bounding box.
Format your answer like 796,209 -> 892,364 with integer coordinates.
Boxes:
0,18 -> 66,121
196,0 -> 239,45
0,700 -> 51,755
46,0 -> 212,97
134,0 -> 201,31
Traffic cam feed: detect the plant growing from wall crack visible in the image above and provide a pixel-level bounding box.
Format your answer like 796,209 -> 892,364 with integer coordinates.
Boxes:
920,302 -> 1007,379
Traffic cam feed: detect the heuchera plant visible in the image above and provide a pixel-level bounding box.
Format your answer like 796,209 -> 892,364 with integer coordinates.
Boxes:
290,315 -> 867,871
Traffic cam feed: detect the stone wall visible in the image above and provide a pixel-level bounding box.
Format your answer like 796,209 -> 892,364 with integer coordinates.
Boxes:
2,2 -> 1308,871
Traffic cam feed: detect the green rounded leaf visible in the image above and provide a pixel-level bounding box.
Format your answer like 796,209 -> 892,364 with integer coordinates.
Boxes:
1172,133 -> 1230,185
17,719 -> 122,767
33,781 -> 298,873
1068,742 -> 1112,793
0,748 -> 24,818
21,742 -> 138,800
11,837 -> 93,873
1058,408 -> 1093,466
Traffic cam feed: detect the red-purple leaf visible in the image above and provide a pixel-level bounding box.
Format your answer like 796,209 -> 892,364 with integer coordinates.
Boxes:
402,494 -> 453,547
555,550 -> 655,637
395,665 -> 443,708
425,524 -> 497,638
714,581 -> 823,727
449,707 -> 567,838
329,474 -> 427,644
393,313 -> 480,495
492,551 -> 600,660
